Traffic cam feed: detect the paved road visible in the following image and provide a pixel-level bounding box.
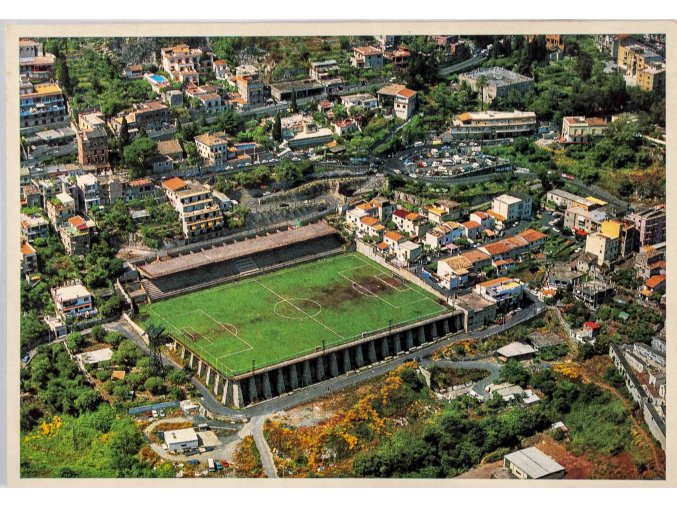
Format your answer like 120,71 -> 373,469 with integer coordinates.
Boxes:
439,56 -> 487,77
250,416 -> 278,478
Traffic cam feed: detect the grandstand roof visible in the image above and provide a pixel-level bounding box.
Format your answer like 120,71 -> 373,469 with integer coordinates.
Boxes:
137,222 -> 340,279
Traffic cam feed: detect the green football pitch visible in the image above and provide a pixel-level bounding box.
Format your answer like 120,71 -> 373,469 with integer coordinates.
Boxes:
136,253 -> 447,376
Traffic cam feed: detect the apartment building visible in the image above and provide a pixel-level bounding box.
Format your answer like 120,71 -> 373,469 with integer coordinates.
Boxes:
563,206 -> 608,234
437,255 -> 472,290
287,123 -> 334,149
109,101 -> 172,136
213,60 -> 229,80
194,132 -> 231,166
450,111 -> 537,140
51,281 -> 97,320
350,46 -> 384,70
491,194 -> 532,223
162,177 -> 225,239
341,93 -> 378,111
19,75 -> 69,134
97,174 -> 124,205
377,84 -> 417,120
310,60 -> 341,83
75,112 -> 109,169
125,178 -> 157,202
60,215 -> 96,256
585,232 -> 620,266
161,43 -> 214,84
424,221 -> 464,250
45,192 -> 76,227
636,64 -> 666,93
546,189 -> 597,211
20,213 -> 50,242
357,216 -> 385,240
75,173 -> 101,212
121,64 -> 144,80
617,43 -> 662,76
458,67 -> 535,104
21,240 -> 39,278
634,243 -> 666,279
19,39 -> 56,82
628,206 -> 666,246
600,219 -> 639,258
561,116 -> 608,143
392,209 -> 429,239
422,201 -> 462,224
474,276 -> 526,309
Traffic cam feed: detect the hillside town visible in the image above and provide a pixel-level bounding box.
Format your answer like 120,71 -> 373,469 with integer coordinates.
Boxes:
17,33 -> 666,481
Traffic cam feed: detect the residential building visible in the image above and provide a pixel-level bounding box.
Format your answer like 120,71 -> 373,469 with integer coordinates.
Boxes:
545,189 -> 597,211
437,255 -> 472,289
20,213 -> 50,242
564,206 -> 608,234
504,448 -> 565,480
635,243 -> 666,279
75,113 -> 109,169
383,230 -> 406,251
21,240 -> 38,276
600,219 -> 639,258
109,101 -> 171,136
469,211 -> 495,231
456,292 -> 497,331
341,93 -> 378,111
392,209 -> 429,239
333,119 -> 358,137
376,35 -> 395,51
350,46 -> 384,69
491,194 -> 532,223
395,241 -> 422,265
60,215 -> 96,256
384,47 -> 411,66
161,43 -> 213,84
75,173 -> 101,212
45,192 -> 76,227
460,249 -> 492,271
574,280 -> 614,308
162,89 -> 184,108
157,138 -> 184,164
310,60 -> 341,83
345,201 -> 379,229
377,84 -> 417,120
19,39 -> 56,82
286,123 -> 334,150
125,178 -> 157,202
585,232 -> 620,266
19,75 -> 69,134
194,131 -> 231,166
357,216 -> 385,240
617,43 -> 662,76
561,116 -> 608,143
461,221 -> 481,240
366,197 -> 395,222
424,221 -> 464,250
186,83 -> 227,116
636,64 -> 666,93
545,35 -> 564,50
121,64 -> 144,80
640,274 -> 666,298
547,264 -> 584,290
97,174 -> 124,205
458,67 -> 535,104
450,110 -> 537,140
213,60 -> 229,80
51,281 -> 97,320
422,201 -> 461,224
162,177 -> 225,240
234,74 -> 265,107
474,276 -> 525,309
628,206 -> 666,246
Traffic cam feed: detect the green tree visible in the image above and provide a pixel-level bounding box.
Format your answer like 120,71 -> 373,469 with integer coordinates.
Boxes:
119,116 -> 130,149
576,52 -> 594,81
476,75 -> 488,111
144,376 -> 165,395
272,112 -> 282,142
55,56 -> 72,96
290,91 -> 298,113
123,137 -> 158,178
499,360 -> 530,387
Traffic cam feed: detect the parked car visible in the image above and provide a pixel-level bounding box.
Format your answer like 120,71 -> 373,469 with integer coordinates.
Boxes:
208,458 -> 216,472
215,461 -> 224,471
152,410 -> 159,418
187,459 -> 200,466
185,449 -> 199,457
156,431 -> 165,440
220,460 -> 230,468
158,409 -> 165,417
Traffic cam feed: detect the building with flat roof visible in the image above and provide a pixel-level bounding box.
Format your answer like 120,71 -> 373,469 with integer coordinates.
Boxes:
458,67 -> 535,104
51,281 -> 96,320
491,194 -> 532,223
162,177 -> 225,240
377,84 -> 417,120
474,277 -> 525,309
495,341 -> 536,362
561,116 -> 608,143
59,215 -> 96,256
19,39 -> 56,82
286,123 -> 334,150
75,112 -> 109,170
270,79 -> 325,102
564,206 -> 608,235
310,60 -> 341,83
164,427 -> 199,452
628,206 -> 666,247
546,189 -> 597,211
109,101 -> 171,136
20,213 -> 50,242
19,76 -> 69,134
161,43 -> 213,84
450,110 -> 537,140
636,64 -> 666,93
504,447 -> 565,479
585,232 -> 620,266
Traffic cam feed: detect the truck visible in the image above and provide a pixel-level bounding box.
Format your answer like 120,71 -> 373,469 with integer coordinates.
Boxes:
208,458 -> 216,472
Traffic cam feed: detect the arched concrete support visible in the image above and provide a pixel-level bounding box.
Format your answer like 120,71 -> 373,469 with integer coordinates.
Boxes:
205,366 -> 213,386
289,363 -> 299,390
262,372 -> 273,399
429,322 -> 438,340
248,376 -> 258,403
302,360 -> 312,387
178,343 -> 186,360
316,356 -> 326,381
393,333 -> 402,354
232,381 -> 243,408
342,348 -> 352,372
442,318 -> 450,336
329,352 -> 339,377
276,369 -> 286,395
417,326 -> 426,345
368,341 -> 378,363
213,373 -> 221,396
355,345 -> 365,368
405,329 -> 414,350
381,337 -> 390,359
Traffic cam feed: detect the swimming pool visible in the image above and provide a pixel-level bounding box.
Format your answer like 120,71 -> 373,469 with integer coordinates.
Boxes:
147,74 -> 168,84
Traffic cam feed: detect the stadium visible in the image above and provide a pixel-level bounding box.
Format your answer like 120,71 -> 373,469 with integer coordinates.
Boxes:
131,222 -> 465,408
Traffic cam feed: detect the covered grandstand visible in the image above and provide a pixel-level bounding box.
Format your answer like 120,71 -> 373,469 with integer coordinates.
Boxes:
136,222 -> 345,301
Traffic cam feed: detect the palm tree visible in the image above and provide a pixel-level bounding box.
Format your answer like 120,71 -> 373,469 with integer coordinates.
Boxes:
476,75 -> 488,111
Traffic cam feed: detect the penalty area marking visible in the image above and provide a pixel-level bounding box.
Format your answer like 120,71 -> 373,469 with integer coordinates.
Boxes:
273,298 -> 323,320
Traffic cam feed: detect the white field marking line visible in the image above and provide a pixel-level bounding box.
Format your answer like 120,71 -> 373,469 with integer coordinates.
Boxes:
197,309 -> 253,353
147,308 -> 211,358
254,279 -> 346,341
375,274 -> 409,292
180,325 -> 216,346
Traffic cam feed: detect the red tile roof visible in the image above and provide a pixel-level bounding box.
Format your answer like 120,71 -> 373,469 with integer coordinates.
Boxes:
393,209 -> 409,219
645,274 -> 666,289
162,177 -> 188,192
